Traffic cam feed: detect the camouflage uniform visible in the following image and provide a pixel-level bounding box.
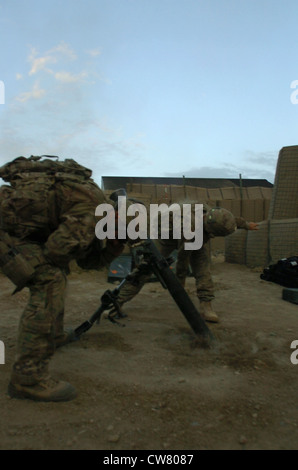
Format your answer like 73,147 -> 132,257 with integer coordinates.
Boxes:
0,157 -> 120,400
117,204 -> 251,312
10,221 -> 118,388
174,207 -> 249,302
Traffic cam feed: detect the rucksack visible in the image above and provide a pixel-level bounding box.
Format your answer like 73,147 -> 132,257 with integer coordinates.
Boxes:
0,155 -> 92,182
260,256 -> 298,288
0,155 -> 96,240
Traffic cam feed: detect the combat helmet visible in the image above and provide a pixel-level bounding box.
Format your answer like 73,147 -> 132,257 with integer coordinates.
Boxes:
204,207 -> 237,236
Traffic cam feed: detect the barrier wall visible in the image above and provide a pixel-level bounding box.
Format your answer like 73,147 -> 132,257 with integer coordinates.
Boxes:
269,218 -> 298,262
104,183 -> 272,258
225,229 -> 248,265
104,146 -> 297,267
225,146 -> 298,267
268,146 -> 298,219
125,182 -> 272,204
122,185 -> 272,222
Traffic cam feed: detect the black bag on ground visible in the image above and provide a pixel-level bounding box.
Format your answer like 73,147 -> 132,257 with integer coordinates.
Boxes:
260,256 -> 298,288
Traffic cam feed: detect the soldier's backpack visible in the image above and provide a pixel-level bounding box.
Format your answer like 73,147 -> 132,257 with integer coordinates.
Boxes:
0,155 -> 94,240
260,256 -> 298,288
0,155 -> 99,291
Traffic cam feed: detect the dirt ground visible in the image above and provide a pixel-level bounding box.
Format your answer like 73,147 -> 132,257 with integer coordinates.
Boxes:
0,254 -> 298,451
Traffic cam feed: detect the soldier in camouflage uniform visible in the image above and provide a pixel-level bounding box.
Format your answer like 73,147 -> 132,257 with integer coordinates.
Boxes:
0,156 -> 124,402
116,204 -> 258,323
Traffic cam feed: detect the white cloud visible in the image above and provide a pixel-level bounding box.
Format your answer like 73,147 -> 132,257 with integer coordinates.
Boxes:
54,70 -> 88,83
16,81 -> 46,102
48,42 -> 77,61
28,42 -> 77,77
244,150 -> 277,167
28,48 -> 57,75
23,42 -> 100,91
86,48 -> 102,57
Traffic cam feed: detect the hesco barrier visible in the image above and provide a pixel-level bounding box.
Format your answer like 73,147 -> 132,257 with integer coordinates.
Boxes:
121,183 -> 272,204
104,184 -> 272,258
225,146 -> 298,267
104,186 -> 271,220
269,218 -> 298,263
103,146 -> 297,268
225,228 -> 248,265
268,146 -> 298,220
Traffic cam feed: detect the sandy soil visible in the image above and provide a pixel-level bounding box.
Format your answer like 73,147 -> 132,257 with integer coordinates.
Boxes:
0,255 -> 298,451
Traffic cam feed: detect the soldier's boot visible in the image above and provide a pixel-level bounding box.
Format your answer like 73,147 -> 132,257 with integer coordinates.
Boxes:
200,301 -> 219,323
8,375 -> 77,402
55,327 -> 76,349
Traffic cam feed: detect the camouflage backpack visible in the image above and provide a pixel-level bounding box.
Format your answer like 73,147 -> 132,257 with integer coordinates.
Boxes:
0,155 -> 99,240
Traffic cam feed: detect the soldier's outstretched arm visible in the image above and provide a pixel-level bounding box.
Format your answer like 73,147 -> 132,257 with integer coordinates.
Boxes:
235,217 -> 259,231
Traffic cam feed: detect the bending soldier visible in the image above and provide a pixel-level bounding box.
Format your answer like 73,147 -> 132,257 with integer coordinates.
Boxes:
0,156 -> 124,402
116,204 -> 258,323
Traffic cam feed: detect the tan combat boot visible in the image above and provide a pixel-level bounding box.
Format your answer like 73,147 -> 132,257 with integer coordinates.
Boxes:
8,376 -> 77,402
200,301 -> 219,323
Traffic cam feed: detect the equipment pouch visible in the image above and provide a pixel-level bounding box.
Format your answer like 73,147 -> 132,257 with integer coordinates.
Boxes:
0,231 -> 35,291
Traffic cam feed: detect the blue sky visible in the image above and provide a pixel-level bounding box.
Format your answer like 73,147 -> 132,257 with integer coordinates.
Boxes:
1,0 -> 298,185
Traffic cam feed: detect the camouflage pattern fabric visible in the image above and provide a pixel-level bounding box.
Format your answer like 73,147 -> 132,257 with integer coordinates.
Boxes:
0,157 -> 122,386
117,204 -> 250,307
205,207 -> 237,236
117,239 -> 215,305
11,242 -> 67,385
176,241 -> 215,302
116,239 -> 177,305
